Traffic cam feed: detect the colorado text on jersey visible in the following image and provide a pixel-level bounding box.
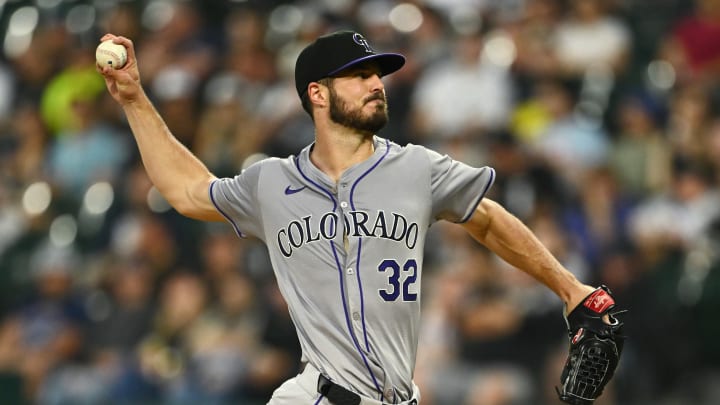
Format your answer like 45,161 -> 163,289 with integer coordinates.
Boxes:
276,210 -> 419,257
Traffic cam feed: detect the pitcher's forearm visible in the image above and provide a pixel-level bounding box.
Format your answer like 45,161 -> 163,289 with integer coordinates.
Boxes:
463,199 -> 591,308
122,93 -> 217,215
97,34 -> 220,221
483,210 -> 580,302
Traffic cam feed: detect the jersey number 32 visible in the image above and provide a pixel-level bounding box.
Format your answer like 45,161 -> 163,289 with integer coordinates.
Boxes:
378,259 -> 418,302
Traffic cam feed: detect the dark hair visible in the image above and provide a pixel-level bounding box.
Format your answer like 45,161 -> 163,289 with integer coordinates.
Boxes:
300,93 -> 312,117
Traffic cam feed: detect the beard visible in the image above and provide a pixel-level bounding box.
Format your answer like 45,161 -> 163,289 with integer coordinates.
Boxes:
328,85 -> 389,134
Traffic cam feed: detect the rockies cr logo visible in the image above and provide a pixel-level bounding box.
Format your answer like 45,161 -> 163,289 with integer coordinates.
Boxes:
353,33 -> 374,53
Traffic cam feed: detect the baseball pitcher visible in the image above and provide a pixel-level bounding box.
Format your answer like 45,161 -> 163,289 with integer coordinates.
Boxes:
98,30 -> 624,405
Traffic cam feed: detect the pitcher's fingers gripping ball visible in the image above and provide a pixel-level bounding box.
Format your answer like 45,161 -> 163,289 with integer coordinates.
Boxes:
96,39 -> 127,69
557,285 -> 626,404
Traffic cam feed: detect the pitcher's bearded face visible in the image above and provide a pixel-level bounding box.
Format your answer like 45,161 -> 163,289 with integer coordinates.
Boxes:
328,83 -> 388,134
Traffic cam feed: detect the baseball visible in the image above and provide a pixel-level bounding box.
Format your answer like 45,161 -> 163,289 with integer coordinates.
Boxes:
95,40 -> 127,69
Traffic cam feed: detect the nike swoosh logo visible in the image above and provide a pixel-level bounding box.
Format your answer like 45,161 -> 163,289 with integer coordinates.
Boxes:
284,185 -> 307,195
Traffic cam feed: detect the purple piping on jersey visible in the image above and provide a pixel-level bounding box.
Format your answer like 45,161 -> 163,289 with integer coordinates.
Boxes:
349,138 -> 391,206
295,155 -> 383,398
209,179 -> 245,238
313,395 -> 324,405
349,138 -> 391,353
294,156 -> 337,211
459,167 -> 496,223
331,242 -> 384,398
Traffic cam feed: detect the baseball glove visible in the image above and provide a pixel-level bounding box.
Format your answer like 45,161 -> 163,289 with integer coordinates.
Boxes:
556,285 -> 625,404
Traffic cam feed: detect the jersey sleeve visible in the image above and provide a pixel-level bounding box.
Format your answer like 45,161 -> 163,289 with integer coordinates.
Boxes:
209,161 -> 264,238
426,148 -> 495,223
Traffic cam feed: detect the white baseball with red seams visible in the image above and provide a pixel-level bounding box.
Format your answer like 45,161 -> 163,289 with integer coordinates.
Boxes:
95,40 -> 127,69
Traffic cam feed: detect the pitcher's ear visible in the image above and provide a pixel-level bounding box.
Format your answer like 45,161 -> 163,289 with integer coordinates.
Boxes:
308,82 -> 328,108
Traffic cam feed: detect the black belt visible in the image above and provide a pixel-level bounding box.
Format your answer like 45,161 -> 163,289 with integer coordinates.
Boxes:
317,374 -> 361,405
316,375 -> 418,405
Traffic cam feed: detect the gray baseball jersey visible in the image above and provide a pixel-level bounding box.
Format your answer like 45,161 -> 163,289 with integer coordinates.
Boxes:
210,136 -> 495,403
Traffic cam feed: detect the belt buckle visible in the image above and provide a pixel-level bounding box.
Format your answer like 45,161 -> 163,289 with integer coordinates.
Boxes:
317,375 -> 418,405
317,374 -> 361,405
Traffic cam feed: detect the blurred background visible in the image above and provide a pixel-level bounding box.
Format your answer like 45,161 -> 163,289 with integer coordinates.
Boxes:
0,0 -> 719,404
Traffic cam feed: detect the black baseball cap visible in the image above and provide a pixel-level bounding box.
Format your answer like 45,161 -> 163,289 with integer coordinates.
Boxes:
294,30 -> 406,99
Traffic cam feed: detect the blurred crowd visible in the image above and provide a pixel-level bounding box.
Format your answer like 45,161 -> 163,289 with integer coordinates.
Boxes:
0,0 -> 720,404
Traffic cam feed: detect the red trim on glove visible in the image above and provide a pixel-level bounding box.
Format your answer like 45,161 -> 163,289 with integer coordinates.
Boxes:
571,328 -> 585,345
583,289 -> 615,313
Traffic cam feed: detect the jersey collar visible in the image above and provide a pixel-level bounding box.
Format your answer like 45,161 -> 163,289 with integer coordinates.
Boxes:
297,136 -> 389,188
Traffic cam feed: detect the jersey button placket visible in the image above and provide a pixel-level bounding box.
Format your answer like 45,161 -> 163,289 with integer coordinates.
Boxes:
338,186 -> 363,336
345,261 -> 362,330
